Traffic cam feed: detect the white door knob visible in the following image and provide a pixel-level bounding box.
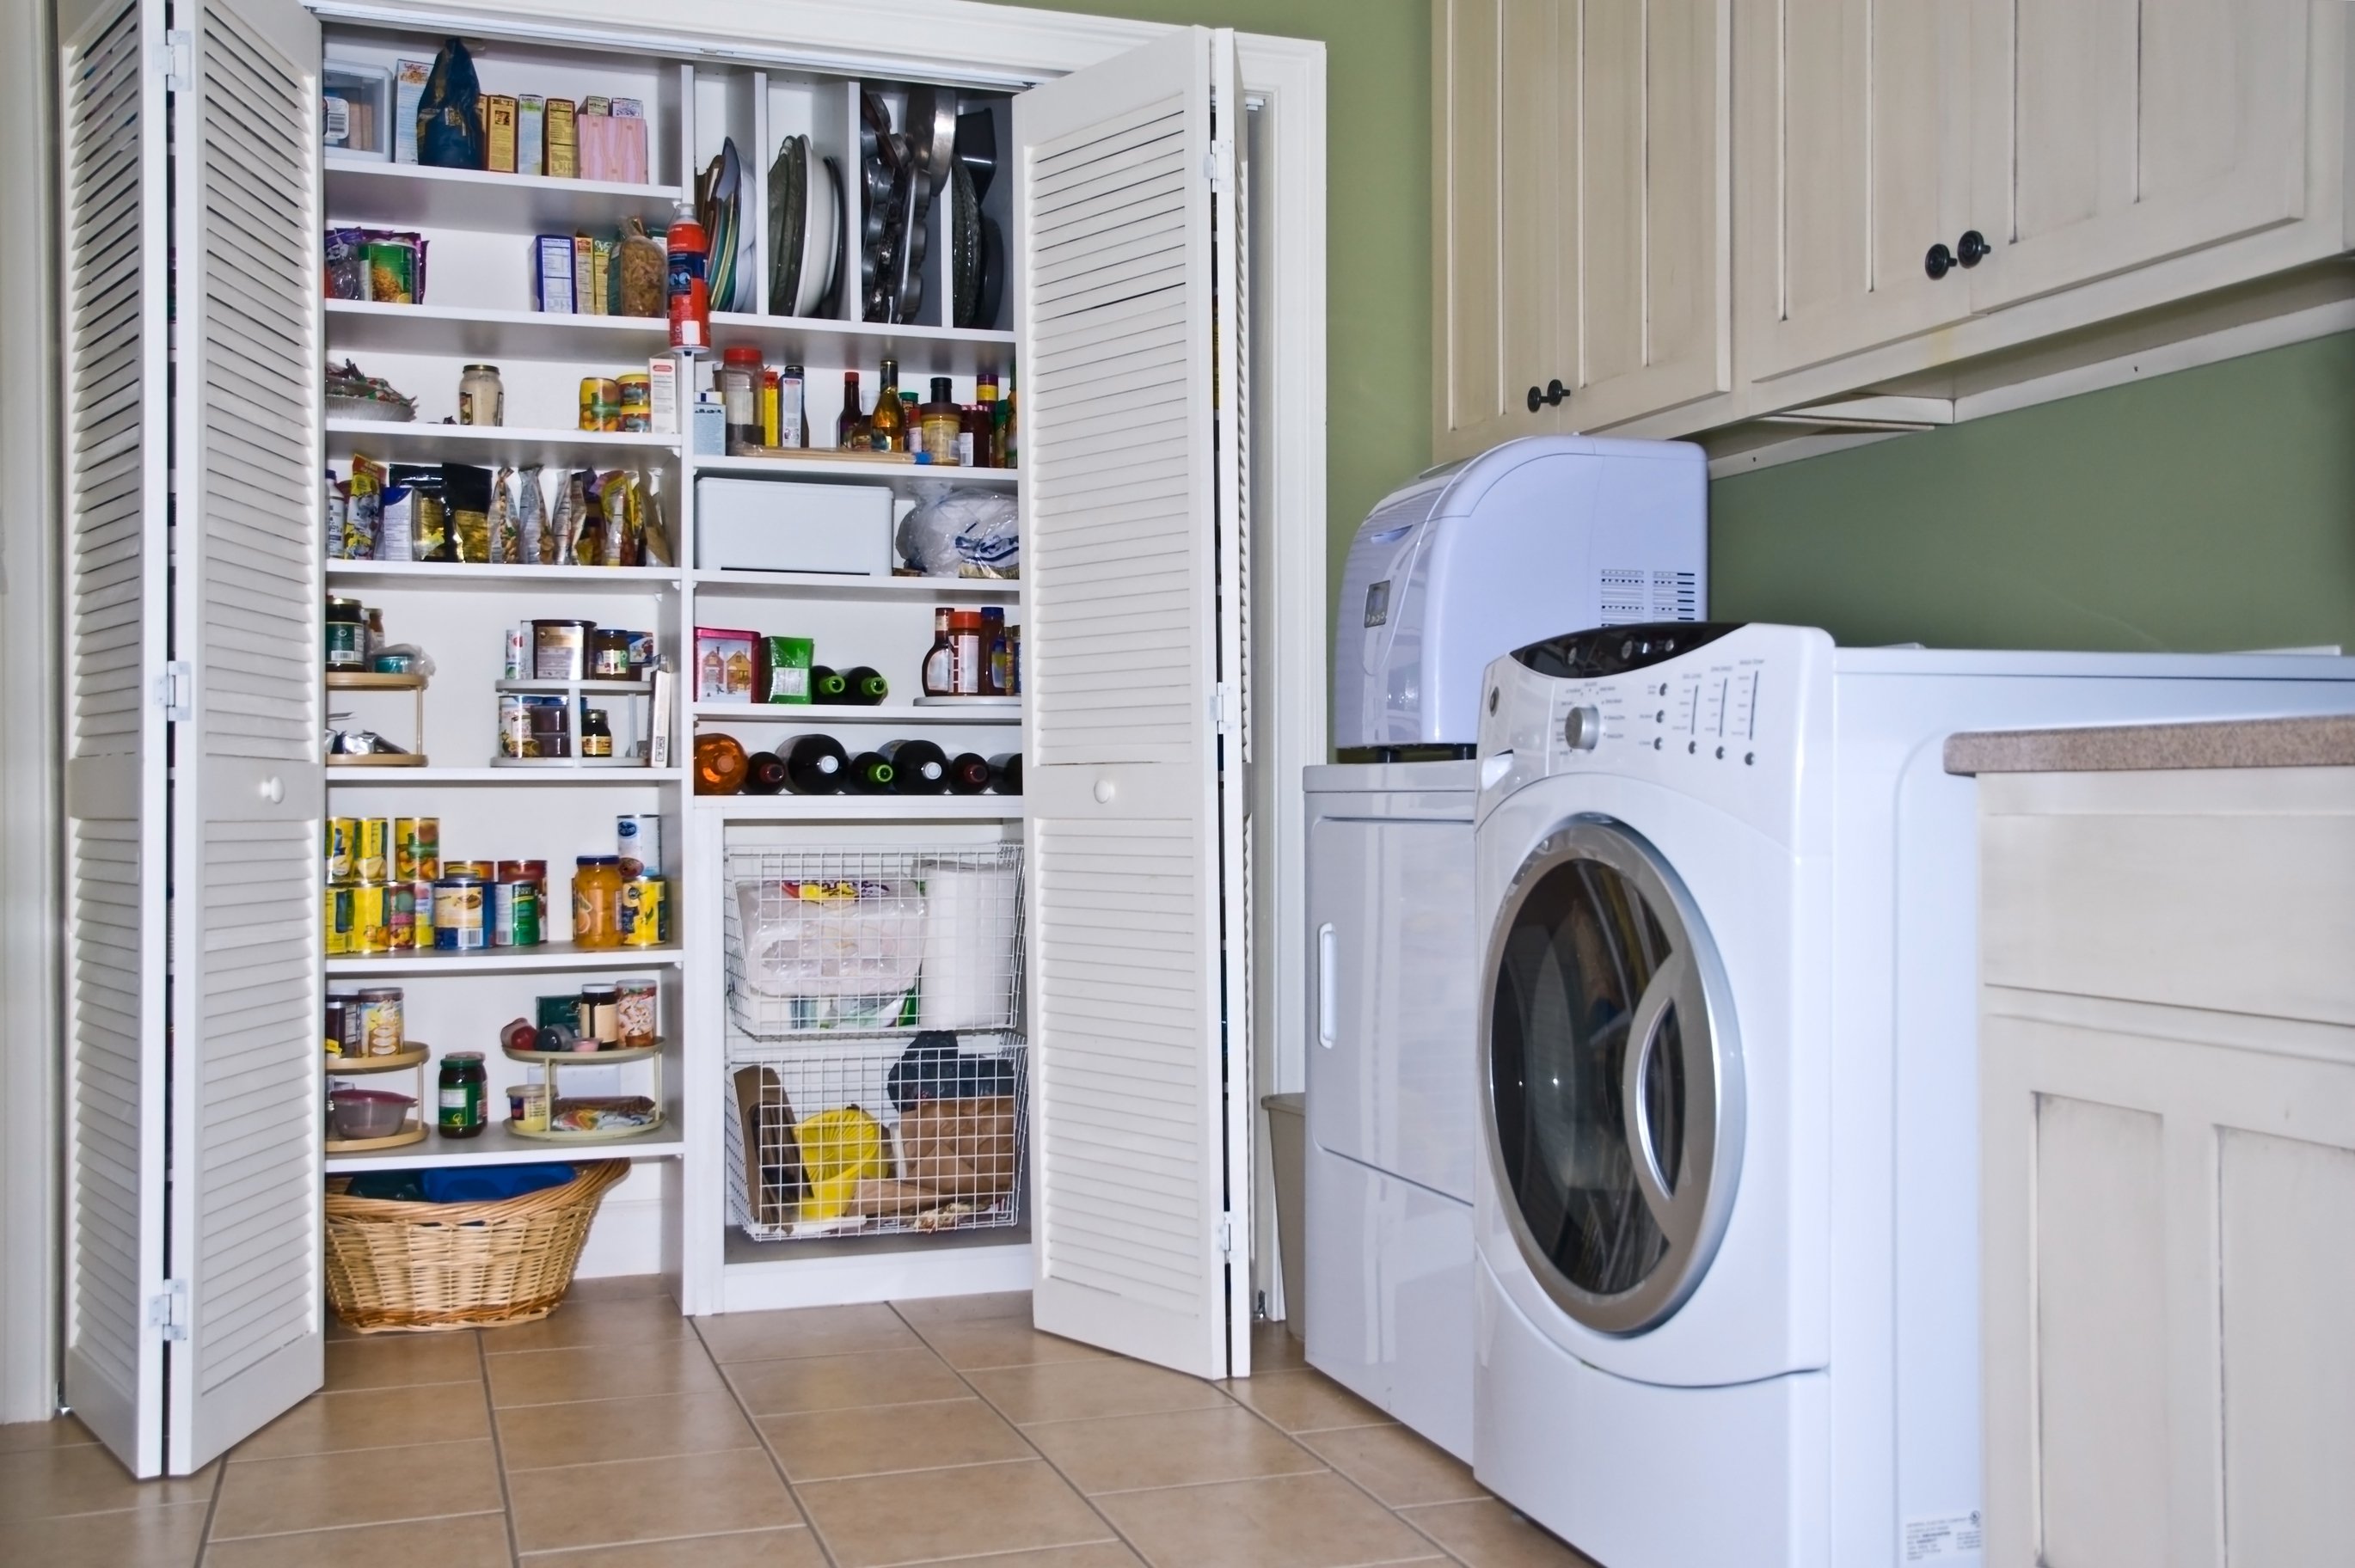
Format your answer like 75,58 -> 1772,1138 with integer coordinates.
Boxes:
1093,780 -> 1114,804
259,775 -> 284,805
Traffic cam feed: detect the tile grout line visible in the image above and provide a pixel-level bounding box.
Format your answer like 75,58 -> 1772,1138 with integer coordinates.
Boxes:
189,1441 -> 230,1568
693,1309 -> 845,1568
475,1332 -> 526,1568
891,1299 -> 1164,1566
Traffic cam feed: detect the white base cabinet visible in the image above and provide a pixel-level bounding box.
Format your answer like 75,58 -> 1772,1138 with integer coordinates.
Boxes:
1977,765 -> 2355,1566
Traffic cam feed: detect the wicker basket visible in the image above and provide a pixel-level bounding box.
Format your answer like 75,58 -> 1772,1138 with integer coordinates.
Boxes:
323,1161 -> 628,1332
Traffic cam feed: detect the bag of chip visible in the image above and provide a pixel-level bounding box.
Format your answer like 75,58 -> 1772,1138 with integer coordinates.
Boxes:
416,38 -> 485,170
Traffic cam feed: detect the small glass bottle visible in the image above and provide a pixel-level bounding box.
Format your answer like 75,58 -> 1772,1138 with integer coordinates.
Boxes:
966,373 -> 997,468
922,607 -> 955,695
836,371 -> 865,450
981,607 -> 1010,696
869,358 -> 905,452
920,377 -> 962,465
580,707 -> 614,757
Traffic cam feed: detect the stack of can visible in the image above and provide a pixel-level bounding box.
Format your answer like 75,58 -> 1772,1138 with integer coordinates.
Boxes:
323,817 -> 443,956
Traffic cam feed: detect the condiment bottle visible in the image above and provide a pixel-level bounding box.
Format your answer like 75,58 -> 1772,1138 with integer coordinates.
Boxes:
982,606 -> 1011,696
920,377 -> 961,464
458,364 -> 504,426
921,607 -> 955,695
948,610 -> 984,695
438,1051 -> 486,1138
966,372 -> 997,467
720,346 -> 763,452
580,707 -> 613,757
836,371 -> 865,450
665,204 -> 711,352
869,358 -> 905,451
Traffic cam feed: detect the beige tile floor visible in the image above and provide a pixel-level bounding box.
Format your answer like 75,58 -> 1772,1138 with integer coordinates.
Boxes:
0,1279 -> 1600,1568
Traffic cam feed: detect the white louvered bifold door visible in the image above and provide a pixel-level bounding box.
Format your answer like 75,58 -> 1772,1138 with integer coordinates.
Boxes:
165,0 -> 325,1473
1015,26 -> 1254,1379
58,0 -> 172,1478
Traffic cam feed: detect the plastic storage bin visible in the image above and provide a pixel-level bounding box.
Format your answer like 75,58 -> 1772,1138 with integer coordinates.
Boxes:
695,479 -> 893,576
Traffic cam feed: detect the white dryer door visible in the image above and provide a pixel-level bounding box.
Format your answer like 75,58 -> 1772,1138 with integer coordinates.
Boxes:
1484,821 -> 1744,1336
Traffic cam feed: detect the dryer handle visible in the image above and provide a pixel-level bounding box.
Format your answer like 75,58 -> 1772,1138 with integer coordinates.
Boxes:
1316,923 -> 1337,1048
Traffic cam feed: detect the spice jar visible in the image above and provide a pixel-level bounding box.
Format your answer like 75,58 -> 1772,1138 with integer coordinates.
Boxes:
572,854 -> 624,948
457,363 -> 505,427
720,345 -> 763,453
437,1051 -> 487,1138
580,707 -> 614,757
580,983 -> 621,1045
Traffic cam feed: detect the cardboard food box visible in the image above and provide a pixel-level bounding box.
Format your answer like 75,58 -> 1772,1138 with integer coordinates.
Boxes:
732,1066 -> 804,1228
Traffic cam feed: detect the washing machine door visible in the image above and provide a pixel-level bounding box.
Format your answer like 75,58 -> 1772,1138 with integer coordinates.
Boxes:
1482,820 -> 1743,1337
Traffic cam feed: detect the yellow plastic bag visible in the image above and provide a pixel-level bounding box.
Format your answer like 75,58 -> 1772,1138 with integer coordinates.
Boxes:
793,1106 -> 887,1222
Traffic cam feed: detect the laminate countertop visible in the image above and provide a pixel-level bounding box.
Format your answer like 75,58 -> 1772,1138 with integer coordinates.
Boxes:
1943,714 -> 2355,776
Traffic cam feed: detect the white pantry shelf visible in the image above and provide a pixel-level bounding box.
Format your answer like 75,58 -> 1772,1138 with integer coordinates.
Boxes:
690,451 -> 1020,497
706,311 -> 1017,377
326,560 -> 683,593
323,766 -> 687,786
690,701 -> 1022,726
689,568 -> 1019,603
324,419 -> 679,471
324,162 -> 684,232
693,794 -> 1021,822
326,941 -> 684,977
325,299 -> 672,360
324,1118 -> 685,1174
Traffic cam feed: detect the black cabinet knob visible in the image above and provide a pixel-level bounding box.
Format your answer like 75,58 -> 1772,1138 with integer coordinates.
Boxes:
1924,242 -> 1954,281
1526,378 -> 1570,413
1957,229 -> 1990,267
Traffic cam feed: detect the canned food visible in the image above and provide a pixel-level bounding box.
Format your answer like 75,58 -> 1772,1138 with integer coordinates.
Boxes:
616,813 -> 662,878
616,980 -> 658,1048
325,818 -> 356,880
328,990 -> 362,1057
446,861 -> 494,880
506,1082 -> 550,1132
617,372 -> 653,432
500,694 -> 537,758
432,876 -> 488,952
386,881 -> 417,951
394,817 -> 439,881
497,859 -> 547,892
413,878 -> 436,946
580,983 -> 621,1044
348,881 -> 393,955
579,377 -> 622,432
323,882 -> 354,957
356,986 -> 403,1056
504,625 -> 530,681
354,818 -> 392,881
532,619 -> 594,681
618,875 -> 666,948
492,878 -> 542,948
323,996 -> 347,1057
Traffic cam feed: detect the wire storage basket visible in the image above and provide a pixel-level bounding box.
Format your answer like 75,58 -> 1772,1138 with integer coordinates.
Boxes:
722,844 -> 1027,1242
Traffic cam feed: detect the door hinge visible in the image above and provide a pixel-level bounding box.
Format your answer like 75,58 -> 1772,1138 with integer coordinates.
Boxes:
158,661 -> 193,722
1211,681 -> 1241,735
149,1280 -> 188,1342
1204,138 -> 1232,193
156,29 -> 192,94
1215,1211 -> 1239,1259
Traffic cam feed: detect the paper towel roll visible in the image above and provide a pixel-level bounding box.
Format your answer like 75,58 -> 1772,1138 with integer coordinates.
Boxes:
919,867 -> 1020,1030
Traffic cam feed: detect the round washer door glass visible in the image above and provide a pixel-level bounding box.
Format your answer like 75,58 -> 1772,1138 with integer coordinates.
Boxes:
1486,822 -> 1742,1335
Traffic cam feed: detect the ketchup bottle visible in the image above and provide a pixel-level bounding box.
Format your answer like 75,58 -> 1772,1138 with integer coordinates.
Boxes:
666,203 -> 710,353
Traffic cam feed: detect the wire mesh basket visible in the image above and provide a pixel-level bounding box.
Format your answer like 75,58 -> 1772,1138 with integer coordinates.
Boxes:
724,844 -> 1025,1042
724,1035 -> 1027,1241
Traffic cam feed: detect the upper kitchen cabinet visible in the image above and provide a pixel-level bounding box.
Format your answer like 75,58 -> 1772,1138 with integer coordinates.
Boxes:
1967,0 -> 2320,312
1432,0 -> 1731,463
1736,2 -> 1978,381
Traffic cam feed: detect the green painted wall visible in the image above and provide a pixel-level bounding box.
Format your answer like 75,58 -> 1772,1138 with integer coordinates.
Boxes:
983,0 -> 1434,607
1711,332 -> 2355,652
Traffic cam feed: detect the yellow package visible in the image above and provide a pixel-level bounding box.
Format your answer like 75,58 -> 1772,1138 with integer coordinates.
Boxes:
792,1106 -> 887,1222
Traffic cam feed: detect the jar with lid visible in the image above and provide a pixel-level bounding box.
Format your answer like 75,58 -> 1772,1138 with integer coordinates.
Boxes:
720,345 -> 764,453
572,855 -> 624,948
458,364 -> 505,427
580,708 -> 614,757
580,983 -> 621,1045
589,628 -> 634,680
919,377 -> 962,465
437,1051 -> 487,1137
325,597 -> 366,670
616,980 -> 658,1048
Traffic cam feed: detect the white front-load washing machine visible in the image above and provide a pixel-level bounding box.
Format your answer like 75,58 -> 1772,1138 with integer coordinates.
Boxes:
1469,622 -> 2355,1567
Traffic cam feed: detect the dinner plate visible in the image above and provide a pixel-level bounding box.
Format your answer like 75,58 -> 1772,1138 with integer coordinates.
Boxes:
798,153 -> 839,318
769,134 -> 806,316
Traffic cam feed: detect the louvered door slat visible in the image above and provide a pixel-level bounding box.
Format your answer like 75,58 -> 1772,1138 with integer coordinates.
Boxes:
1018,25 -> 1251,1379
165,0 -> 323,1472
58,0 -> 170,1477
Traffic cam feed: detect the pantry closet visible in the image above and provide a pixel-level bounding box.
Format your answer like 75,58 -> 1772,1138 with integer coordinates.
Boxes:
52,0 -> 1326,1478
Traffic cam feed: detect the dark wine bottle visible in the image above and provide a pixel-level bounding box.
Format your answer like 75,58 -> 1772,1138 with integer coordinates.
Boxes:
847,752 -> 897,794
744,750 -> 789,795
784,734 -> 849,794
946,751 -> 992,794
879,738 -> 949,794
807,665 -> 851,703
989,752 -> 1022,794
839,665 -> 890,705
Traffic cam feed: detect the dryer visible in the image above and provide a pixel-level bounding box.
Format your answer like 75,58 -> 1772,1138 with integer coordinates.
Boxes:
1469,622 -> 2355,1567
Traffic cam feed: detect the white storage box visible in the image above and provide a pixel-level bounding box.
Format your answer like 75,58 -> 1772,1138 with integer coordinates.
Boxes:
696,479 -> 892,576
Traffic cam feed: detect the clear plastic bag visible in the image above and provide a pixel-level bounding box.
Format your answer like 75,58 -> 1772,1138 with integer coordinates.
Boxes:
734,879 -> 927,1001
895,485 -> 1020,579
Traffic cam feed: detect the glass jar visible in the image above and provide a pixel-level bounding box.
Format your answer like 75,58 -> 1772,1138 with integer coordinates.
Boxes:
437,1051 -> 486,1138
616,981 -> 658,1048
580,707 -> 614,758
572,855 -> 624,948
457,363 -> 504,427
919,377 -> 961,464
580,983 -> 621,1045
720,345 -> 763,453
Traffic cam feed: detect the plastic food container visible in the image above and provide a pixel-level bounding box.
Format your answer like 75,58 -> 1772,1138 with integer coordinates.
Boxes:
328,1087 -> 415,1140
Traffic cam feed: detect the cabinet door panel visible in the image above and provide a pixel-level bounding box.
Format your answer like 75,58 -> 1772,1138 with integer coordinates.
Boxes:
1972,0 -> 2313,310
1433,0 -> 1512,461
1738,0 -> 1975,382
1498,0 -> 1566,438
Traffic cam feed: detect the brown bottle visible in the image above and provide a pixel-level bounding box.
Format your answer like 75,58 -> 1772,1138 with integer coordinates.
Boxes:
836,371 -> 865,450
869,358 -> 905,452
